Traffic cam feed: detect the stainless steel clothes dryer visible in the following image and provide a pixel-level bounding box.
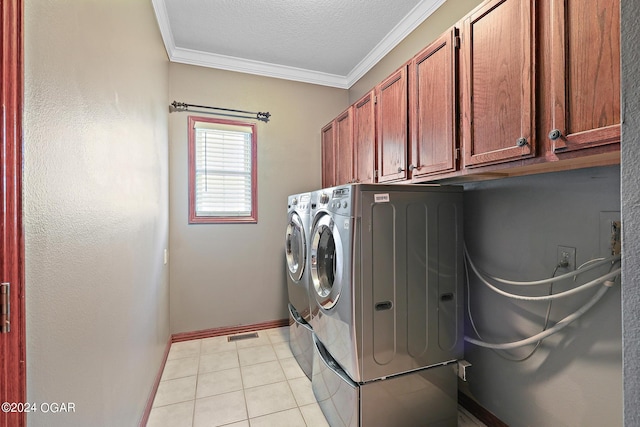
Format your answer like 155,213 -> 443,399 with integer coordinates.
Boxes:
285,192 -> 313,378
309,184 -> 464,384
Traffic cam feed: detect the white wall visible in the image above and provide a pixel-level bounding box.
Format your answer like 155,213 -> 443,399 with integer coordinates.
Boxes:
23,1 -> 170,425
168,63 -> 347,333
621,0 -> 640,424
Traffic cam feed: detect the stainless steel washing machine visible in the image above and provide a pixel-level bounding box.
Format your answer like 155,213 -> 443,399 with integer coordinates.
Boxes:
309,184 -> 464,383
285,192 -> 313,378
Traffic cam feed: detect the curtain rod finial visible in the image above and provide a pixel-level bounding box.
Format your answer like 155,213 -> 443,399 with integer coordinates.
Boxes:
170,101 -> 188,113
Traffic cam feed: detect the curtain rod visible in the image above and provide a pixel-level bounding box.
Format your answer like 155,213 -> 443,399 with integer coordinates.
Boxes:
169,101 -> 271,122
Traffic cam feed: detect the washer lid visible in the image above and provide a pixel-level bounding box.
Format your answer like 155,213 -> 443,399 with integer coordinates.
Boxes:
285,212 -> 307,282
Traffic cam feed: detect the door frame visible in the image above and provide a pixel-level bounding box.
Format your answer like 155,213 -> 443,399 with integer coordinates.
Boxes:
1,0 -> 26,426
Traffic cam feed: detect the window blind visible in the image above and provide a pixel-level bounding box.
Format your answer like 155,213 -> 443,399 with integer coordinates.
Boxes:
194,124 -> 253,217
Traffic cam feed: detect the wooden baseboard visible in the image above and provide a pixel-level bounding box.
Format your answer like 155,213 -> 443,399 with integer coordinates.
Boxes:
458,391 -> 509,427
171,318 -> 289,343
139,337 -> 172,427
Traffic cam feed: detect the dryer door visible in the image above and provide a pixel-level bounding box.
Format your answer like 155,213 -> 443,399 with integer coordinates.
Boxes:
285,211 -> 307,282
310,213 -> 344,310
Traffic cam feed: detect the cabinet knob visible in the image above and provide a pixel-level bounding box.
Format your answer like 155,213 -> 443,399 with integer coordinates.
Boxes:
516,137 -> 528,147
548,129 -> 562,140
397,166 -> 405,173
408,164 -> 421,172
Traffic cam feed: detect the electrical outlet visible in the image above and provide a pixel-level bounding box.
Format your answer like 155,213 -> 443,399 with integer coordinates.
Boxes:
557,246 -> 576,270
599,211 -> 621,256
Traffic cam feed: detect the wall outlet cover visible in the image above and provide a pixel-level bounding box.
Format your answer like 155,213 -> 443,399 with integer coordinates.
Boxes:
557,245 -> 576,270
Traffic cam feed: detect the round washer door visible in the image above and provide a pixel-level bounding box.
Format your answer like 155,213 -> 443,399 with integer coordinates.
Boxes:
285,212 -> 307,282
310,213 -> 343,310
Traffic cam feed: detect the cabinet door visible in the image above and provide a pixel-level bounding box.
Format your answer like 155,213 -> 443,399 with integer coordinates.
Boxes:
548,0 -> 620,152
335,107 -> 354,186
461,0 -> 535,167
409,28 -> 459,179
321,121 -> 336,188
376,66 -> 408,182
353,91 -> 376,183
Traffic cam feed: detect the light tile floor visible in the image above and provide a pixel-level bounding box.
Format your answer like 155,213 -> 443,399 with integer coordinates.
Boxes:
146,326 -> 486,427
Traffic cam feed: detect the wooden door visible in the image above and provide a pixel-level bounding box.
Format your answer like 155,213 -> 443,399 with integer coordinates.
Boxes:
353,91 -> 376,184
334,107 -> 354,186
321,121 -> 336,188
1,1 -> 26,426
376,66 -> 408,182
409,28 -> 459,179
461,0 -> 535,167
548,0 -> 620,152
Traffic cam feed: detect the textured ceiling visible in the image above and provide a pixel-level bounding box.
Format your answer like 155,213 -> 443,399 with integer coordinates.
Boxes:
152,0 -> 445,88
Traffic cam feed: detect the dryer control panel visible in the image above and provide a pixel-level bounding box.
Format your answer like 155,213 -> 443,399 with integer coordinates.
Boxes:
327,187 -> 352,216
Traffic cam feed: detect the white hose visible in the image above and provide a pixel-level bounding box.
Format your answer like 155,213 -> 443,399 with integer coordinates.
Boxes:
479,253 -> 621,286
468,264 -> 620,301
465,285 -> 612,350
465,245 -> 621,301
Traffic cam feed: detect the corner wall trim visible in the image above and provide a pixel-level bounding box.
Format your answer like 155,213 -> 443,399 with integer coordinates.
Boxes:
458,391 -> 509,427
171,318 -> 290,343
139,337 -> 172,427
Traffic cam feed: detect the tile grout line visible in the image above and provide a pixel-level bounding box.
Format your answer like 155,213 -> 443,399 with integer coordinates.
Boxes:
239,340 -> 251,426
191,339 -> 202,427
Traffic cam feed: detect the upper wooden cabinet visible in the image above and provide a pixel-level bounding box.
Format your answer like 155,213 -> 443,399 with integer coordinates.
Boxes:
321,121 -> 336,188
461,0 -> 535,167
321,107 -> 353,188
353,90 -> 376,184
320,0 -> 620,185
409,28 -> 459,179
376,66 -> 408,183
334,107 -> 354,186
547,0 -> 620,153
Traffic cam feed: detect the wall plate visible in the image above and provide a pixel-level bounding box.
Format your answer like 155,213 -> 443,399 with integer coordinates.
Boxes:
557,246 -> 576,270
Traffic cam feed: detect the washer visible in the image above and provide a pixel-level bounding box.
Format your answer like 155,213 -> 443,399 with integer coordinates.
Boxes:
285,192 -> 313,378
309,184 -> 464,383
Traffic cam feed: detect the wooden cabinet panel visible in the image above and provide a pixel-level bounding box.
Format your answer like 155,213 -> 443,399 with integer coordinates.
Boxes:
376,66 -> 408,182
353,91 -> 376,183
462,0 -> 535,167
409,28 -> 459,179
335,107 -> 354,185
548,0 -> 620,152
321,121 -> 336,188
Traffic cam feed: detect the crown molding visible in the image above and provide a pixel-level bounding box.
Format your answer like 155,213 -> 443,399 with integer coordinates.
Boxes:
169,47 -> 350,89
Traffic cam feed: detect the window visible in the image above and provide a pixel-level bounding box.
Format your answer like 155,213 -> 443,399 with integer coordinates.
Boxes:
188,116 -> 258,224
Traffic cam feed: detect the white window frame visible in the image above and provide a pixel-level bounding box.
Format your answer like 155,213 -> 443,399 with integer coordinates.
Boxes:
188,116 -> 258,224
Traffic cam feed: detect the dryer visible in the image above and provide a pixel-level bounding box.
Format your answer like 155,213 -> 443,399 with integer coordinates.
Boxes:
309,184 -> 464,383
285,192 -> 313,378
309,184 -> 463,426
